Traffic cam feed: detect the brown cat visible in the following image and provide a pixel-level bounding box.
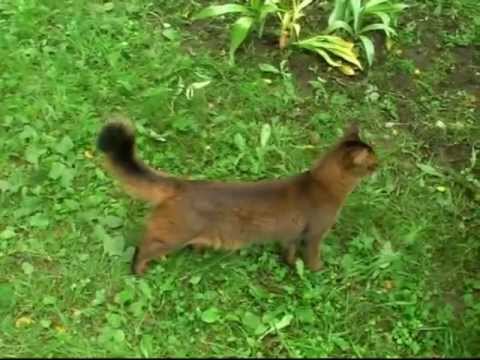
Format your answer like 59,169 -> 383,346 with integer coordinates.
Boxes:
97,118 -> 378,275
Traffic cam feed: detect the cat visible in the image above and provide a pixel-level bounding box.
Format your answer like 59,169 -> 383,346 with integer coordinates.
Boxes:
97,118 -> 378,275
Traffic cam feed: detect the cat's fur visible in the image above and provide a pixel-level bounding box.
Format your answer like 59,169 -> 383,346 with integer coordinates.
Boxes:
97,118 -> 378,275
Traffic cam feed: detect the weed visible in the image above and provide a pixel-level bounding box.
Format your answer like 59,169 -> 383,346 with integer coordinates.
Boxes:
193,0 -> 280,64
293,34 -> 363,74
326,0 -> 409,66
278,0 -> 314,49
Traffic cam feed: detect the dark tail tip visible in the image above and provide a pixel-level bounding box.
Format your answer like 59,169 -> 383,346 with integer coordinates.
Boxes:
97,121 -> 135,160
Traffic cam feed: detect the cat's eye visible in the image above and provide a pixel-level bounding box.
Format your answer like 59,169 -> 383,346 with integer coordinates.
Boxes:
368,162 -> 378,171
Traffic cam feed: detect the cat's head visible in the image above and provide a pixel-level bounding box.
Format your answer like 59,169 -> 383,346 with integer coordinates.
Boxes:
336,123 -> 378,177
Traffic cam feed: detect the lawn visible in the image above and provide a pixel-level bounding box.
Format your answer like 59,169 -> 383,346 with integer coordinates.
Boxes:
1,0 -> 479,357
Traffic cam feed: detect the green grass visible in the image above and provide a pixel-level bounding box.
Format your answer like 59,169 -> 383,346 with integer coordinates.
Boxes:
1,0 -> 479,357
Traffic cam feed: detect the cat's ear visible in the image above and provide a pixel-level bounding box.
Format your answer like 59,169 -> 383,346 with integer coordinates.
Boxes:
342,122 -> 360,141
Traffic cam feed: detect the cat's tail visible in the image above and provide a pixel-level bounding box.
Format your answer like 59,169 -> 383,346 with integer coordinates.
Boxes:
97,119 -> 180,203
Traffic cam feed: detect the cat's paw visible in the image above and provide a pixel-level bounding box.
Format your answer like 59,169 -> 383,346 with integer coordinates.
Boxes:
283,252 -> 296,267
190,244 -> 204,253
306,260 -> 324,272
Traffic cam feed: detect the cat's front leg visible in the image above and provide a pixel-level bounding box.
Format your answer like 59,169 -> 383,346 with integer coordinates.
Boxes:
303,237 -> 324,271
303,226 -> 332,272
282,239 -> 298,266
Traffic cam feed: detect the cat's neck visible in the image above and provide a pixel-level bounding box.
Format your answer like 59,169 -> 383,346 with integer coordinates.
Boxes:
311,158 -> 362,204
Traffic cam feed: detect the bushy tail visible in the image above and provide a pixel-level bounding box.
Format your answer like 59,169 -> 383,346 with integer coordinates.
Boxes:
97,119 -> 178,203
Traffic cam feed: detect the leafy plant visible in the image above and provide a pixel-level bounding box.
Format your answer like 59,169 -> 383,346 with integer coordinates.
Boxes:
278,0 -> 313,49
192,0 -> 365,74
293,35 -> 363,74
326,0 -> 408,66
192,0 -> 280,64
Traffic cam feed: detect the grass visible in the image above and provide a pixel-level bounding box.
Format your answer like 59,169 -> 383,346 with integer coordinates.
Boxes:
0,0 -> 479,357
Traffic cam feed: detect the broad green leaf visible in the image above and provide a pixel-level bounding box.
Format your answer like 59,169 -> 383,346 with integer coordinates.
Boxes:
258,63 -> 280,74
298,0 -> 314,12
328,0 -> 348,27
29,213 -> 50,229
49,162 -> 75,188
333,336 -> 350,351
114,288 -> 134,305
25,145 -> 46,165
280,11 -> 292,29
0,227 -> 16,239
54,136 -> 74,155
260,123 -> 271,148
373,11 -> 392,27
96,225 -> 124,257
229,16 -> 254,64
162,28 -> 181,41
242,312 -> 262,330
103,2 -> 114,11
106,235 -> 125,257
312,48 -> 343,67
234,133 -> 246,150
186,81 -> 211,98
113,329 -> 125,342
259,3 -> 278,22
40,319 -> 52,328
274,314 -> 293,330
129,300 -> 145,318
19,125 -> 38,141
22,262 -> 34,275
464,293 -> 474,307
189,275 -> 202,285
365,2 -> 408,15
49,162 -> 67,180
360,22 -> 396,37
326,19 -> 354,35
138,280 -> 152,299
107,313 -> 123,328
341,253 -> 355,270
43,295 -> 56,305
0,283 -> 15,313
295,258 -> 304,278
0,180 -> 9,192
364,0 -> 390,10
92,289 -> 106,306
103,215 -> 123,229
125,3 -> 141,14
255,323 -> 268,335
311,34 -> 355,49
417,163 -> 443,178
391,3 -> 409,12
192,4 -> 249,20
377,241 -> 399,269
201,307 -> 220,323
190,80 -> 211,90
15,316 -> 33,328
293,23 -> 301,38
386,36 -> 394,50
172,116 -> 194,132
250,0 -> 262,11
359,35 -> 375,67
349,0 -> 361,33
339,63 -> 356,75
317,42 -> 363,69
140,335 -> 153,358
296,307 -> 315,323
